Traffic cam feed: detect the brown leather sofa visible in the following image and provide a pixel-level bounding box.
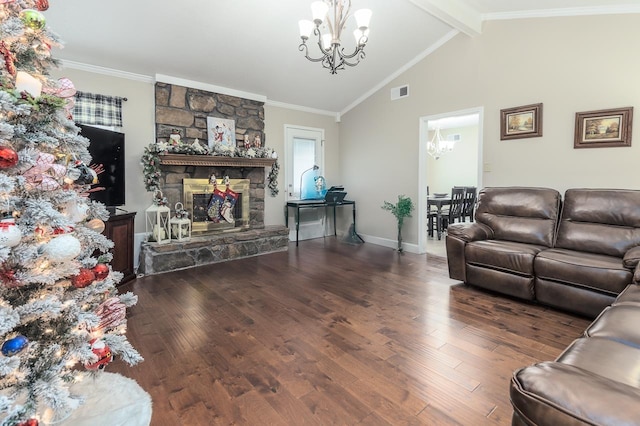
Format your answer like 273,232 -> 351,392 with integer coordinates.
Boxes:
510,283 -> 640,425
446,187 -> 640,318
446,187 -> 640,425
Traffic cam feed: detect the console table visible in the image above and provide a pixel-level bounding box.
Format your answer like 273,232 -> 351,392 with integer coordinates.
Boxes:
285,199 -> 363,246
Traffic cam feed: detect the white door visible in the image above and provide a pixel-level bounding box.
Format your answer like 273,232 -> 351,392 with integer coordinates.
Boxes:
284,125 -> 325,241
284,125 -> 324,200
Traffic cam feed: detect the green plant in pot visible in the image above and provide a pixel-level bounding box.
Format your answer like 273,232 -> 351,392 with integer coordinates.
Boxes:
382,195 -> 415,252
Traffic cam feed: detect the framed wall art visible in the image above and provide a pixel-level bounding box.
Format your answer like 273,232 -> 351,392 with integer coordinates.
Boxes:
207,117 -> 236,150
574,107 -> 633,148
500,103 -> 543,140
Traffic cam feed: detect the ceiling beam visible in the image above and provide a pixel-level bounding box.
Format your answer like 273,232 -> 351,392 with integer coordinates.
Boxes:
408,0 -> 482,36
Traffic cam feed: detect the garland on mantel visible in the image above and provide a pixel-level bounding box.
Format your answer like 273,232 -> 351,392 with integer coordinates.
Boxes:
141,141 -> 280,196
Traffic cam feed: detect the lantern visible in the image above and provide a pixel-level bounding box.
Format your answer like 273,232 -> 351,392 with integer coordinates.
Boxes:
145,191 -> 170,244
169,202 -> 191,242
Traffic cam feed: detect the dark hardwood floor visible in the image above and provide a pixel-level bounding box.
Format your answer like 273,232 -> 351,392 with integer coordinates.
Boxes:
111,238 -> 590,425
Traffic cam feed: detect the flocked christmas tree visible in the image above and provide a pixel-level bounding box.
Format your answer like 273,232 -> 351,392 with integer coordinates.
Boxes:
0,1 -> 142,424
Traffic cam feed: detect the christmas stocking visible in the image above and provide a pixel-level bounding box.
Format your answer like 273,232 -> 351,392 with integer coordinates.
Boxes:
220,188 -> 238,223
207,187 -> 226,223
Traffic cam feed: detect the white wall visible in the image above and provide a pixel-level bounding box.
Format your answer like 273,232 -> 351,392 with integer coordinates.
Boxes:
340,13 -> 640,246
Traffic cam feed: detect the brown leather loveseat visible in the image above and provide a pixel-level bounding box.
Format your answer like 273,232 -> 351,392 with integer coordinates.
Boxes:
445,187 -> 640,318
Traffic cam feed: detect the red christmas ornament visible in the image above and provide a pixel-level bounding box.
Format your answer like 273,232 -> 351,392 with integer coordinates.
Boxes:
0,146 -> 17,169
72,268 -> 95,288
85,339 -> 113,370
36,0 -> 49,11
92,263 -> 109,280
18,419 -> 38,426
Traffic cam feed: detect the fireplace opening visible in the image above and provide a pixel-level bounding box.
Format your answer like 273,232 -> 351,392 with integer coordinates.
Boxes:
184,178 -> 250,234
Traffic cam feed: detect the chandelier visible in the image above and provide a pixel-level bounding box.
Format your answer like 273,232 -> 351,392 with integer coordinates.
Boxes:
427,128 -> 456,160
298,0 -> 372,74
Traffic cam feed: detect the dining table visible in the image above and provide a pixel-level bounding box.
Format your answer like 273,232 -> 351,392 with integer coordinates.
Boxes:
428,194 -> 452,240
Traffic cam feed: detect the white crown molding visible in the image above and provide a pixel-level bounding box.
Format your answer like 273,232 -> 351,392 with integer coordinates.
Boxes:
408,0 -> 482,36
58,60 -> 154,83
155,74 -> 267,103
341,29 -> 459,117
483,5 -> 640,21
265,99 -> 338,119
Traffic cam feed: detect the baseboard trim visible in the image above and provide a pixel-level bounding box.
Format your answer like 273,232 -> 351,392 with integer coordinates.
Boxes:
358,233 -> 420,254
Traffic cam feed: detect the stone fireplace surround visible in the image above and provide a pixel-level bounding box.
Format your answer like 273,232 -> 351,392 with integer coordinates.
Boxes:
138,156 -> 288,276
138,83 -> 288,276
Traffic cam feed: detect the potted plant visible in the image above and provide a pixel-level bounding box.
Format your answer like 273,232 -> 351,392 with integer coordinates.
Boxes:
382,195 -> 415,252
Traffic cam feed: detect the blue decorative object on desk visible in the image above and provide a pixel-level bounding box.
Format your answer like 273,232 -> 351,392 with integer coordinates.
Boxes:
300,165 -> 327,200
2,335 -> 28,356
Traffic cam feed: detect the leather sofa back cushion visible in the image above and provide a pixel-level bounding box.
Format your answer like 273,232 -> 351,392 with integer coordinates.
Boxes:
475,187 -> 561,247
556,189 -> 640,257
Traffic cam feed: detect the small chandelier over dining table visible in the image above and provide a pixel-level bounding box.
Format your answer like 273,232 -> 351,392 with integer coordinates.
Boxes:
298,0 -> 372,74
427,127 -> 456,160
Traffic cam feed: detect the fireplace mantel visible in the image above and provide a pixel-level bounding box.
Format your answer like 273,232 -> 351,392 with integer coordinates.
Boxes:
159,154 -> 276,168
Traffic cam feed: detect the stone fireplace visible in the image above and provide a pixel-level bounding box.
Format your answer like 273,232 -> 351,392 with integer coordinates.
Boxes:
137,155 -> 288,276
137,83 -> 288,276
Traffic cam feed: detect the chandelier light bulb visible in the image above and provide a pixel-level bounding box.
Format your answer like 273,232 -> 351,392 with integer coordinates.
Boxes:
299,20 -> 314,39
354,8 -> 372,30
353,29 -> 369,46
311,1 -> 328,25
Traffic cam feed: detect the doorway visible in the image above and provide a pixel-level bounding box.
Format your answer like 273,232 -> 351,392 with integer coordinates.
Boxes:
284,125 -> 325,241
418,107 -> 484,255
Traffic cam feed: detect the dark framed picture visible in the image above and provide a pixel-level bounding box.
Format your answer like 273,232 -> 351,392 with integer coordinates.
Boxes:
574,107 -> 633,148
500,103 -> 543,140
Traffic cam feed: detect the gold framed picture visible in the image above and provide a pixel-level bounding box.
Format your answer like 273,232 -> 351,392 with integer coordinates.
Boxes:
574,107 -> 633,148
500,103 -> 543,140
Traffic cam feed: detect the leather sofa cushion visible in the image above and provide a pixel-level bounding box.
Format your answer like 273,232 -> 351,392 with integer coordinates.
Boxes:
557,337 -> 640,388
613,284 -> 640,305
585,304 -> 640,347
535,248 -> 631,296
475,187 -> 560,247
466,240 -> 547,275
511,361 -> 640,426
556,189 -> 640,257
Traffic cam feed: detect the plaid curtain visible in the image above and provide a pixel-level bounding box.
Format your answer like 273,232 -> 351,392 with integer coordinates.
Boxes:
73,91 -> 124,127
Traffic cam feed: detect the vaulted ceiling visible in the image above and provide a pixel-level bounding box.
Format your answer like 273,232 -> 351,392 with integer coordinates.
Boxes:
44,1 -> 639,114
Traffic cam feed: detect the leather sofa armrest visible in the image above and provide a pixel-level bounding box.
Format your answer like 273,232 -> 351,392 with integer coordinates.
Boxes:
634,263 -> 640,284
511,361 -> 640,425
446,222 -> 494,242
623,245 -> 640,269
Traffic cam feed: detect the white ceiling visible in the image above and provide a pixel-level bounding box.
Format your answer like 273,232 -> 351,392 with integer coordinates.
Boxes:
43,0 -> 639,114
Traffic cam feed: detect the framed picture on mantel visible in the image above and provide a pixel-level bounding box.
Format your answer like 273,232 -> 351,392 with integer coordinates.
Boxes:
500,103 -> 543,140
207,117 -> 236,150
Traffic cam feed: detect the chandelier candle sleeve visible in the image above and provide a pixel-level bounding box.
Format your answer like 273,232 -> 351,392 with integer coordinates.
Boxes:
299,0 -> 372,74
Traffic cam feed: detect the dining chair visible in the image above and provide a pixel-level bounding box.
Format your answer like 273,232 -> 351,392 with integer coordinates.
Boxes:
428,187 -> 464,239
461,187 -> 477,222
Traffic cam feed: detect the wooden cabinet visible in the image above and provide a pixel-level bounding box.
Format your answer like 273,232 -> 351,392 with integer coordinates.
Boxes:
104,212 -> 136,285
